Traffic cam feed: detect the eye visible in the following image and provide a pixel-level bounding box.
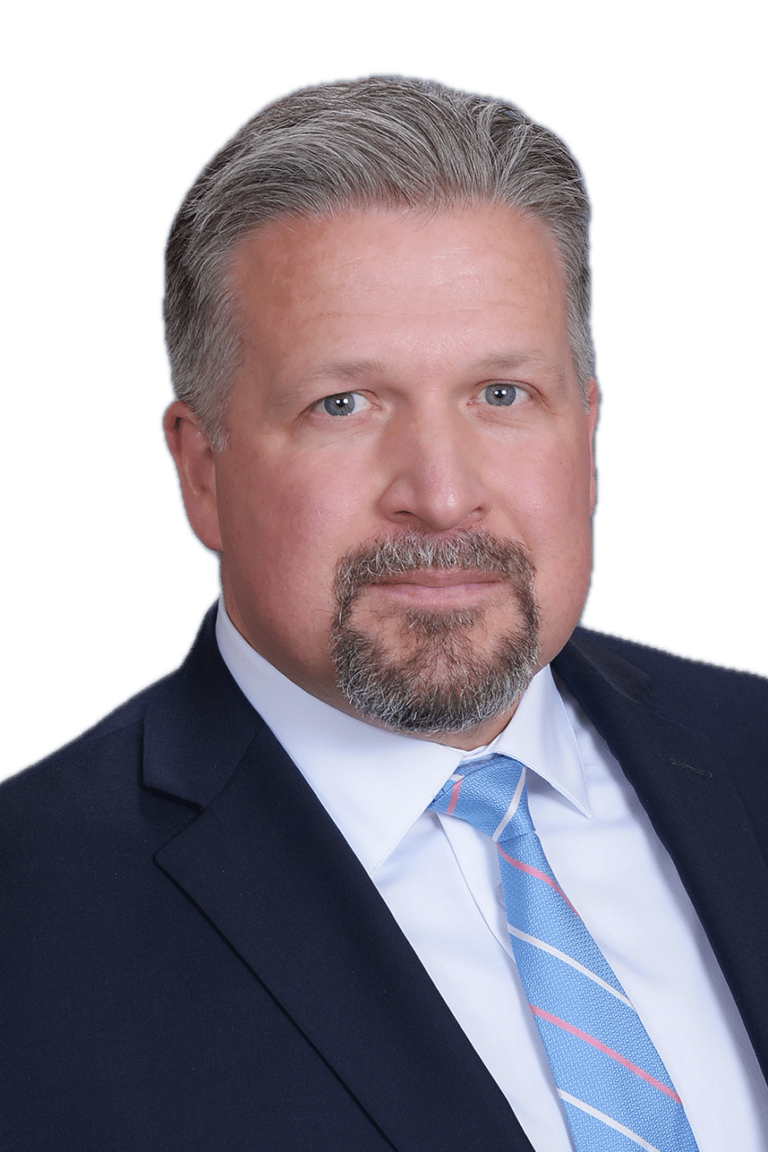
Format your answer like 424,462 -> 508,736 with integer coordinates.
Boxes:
483,383 -> 521,407
316,391 -> 370,417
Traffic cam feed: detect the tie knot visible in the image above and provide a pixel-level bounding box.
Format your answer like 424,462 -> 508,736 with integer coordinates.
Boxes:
429,753 -> 535,843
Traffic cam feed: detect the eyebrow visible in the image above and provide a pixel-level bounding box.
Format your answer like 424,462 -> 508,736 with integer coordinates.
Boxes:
302,350 -> 562,382
302,358 -> 389,383
471,351 -> 564,378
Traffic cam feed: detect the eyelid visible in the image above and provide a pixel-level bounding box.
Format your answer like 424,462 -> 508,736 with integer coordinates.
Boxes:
313,389 -> 373,416
479,381 -> 528,406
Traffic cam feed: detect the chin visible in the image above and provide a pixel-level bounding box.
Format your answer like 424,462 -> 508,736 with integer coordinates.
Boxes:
330,529 -> 542,734
331,608 -> 540,736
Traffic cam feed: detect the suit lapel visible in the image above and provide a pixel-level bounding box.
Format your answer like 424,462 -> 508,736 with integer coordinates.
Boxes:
144,613 -> 530,1152
554,632 -> 768,1079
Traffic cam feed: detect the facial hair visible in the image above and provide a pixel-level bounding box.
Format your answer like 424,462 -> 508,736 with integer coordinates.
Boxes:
330,531 -> 540,735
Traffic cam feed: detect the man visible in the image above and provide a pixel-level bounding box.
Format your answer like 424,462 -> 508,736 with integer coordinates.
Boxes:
2,76 -> 767,1151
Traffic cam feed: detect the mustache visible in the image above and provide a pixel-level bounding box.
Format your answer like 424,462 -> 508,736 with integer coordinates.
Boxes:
334,531 -> 537,616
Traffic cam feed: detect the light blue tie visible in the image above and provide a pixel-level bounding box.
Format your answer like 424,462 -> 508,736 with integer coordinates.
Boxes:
430,753 -> 699,1151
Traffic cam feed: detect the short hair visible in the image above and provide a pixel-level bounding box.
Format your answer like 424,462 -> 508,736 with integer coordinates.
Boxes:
164,75 -> 595,448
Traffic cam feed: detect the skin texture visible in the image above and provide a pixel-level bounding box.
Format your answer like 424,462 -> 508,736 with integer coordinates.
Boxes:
165,205 -> 599,749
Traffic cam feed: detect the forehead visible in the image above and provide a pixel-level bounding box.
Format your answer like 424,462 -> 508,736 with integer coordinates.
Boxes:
229,202 -> 564,298
225,204 -> 572,385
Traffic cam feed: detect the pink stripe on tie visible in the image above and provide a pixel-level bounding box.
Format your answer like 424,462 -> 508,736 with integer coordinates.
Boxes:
497,844 -> 578,914
446,777 -> 463,816
529,1006 -> 682,1104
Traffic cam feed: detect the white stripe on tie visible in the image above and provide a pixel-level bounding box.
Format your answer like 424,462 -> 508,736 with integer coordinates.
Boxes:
491,766 -> 527,841
506,925 -> 633,1007
558,1091 -> 662,1151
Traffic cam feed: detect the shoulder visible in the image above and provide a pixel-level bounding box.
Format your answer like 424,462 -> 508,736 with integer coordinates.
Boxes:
0,640 -> 228,960
0,671 -> 170,804
561,627 -> 768,814
568,626 -> 768,722
0,607 -> 221,840
568,626 -> 764,695
0,603 -> 222,801
0,671 -> 185,880
0,605 -> 257,854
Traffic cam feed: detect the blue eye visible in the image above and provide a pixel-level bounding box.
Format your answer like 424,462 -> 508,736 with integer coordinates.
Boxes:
321,392 -> 359,416
484,384 -> 519,407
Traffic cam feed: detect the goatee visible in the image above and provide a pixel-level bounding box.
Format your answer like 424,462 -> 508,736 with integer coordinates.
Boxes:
331,531 -> 540,735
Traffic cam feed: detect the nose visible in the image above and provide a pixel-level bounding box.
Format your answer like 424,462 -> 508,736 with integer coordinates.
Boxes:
377,409 -> 492,533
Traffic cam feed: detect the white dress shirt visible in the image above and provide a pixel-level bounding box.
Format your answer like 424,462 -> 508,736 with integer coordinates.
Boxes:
216,603 -> 768,1151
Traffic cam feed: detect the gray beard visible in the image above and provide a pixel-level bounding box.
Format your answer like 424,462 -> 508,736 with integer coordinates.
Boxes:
331,532 -> 540,735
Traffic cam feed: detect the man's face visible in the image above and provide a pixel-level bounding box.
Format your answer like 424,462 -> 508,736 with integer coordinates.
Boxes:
168,205 -> 598,747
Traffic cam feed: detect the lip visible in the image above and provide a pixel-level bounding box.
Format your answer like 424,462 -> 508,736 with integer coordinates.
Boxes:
363,569 -> 505,607
374,568 -> 501,589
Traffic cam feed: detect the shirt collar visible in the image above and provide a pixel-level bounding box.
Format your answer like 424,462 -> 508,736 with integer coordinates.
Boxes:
215,600 -> 590,875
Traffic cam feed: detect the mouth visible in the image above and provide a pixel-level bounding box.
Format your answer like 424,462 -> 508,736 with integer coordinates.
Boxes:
333,530 -> 538,627
374,568 -> 500,587
330,537 -> 542,736
363,568 -> 506,608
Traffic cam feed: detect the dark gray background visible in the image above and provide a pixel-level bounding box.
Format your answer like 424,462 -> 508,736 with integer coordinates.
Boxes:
3,76 -> 764,769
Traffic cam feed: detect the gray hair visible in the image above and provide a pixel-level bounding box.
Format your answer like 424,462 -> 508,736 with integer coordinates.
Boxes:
164,75 -> 595,448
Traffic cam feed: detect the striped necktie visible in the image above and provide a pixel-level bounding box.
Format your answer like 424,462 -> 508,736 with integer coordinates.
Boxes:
429,753 -> 699,1152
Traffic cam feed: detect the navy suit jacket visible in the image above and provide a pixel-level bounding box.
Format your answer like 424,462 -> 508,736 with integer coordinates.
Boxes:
2,609 -> 767,1150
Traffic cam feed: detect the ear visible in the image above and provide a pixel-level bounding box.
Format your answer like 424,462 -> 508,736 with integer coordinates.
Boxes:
163,400 -> 223,552
585,378 -> 600,514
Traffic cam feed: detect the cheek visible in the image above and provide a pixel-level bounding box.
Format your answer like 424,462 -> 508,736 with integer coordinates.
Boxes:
505,440 -> 594,619
216,456 -> 362,610
508,437 -> 592,541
